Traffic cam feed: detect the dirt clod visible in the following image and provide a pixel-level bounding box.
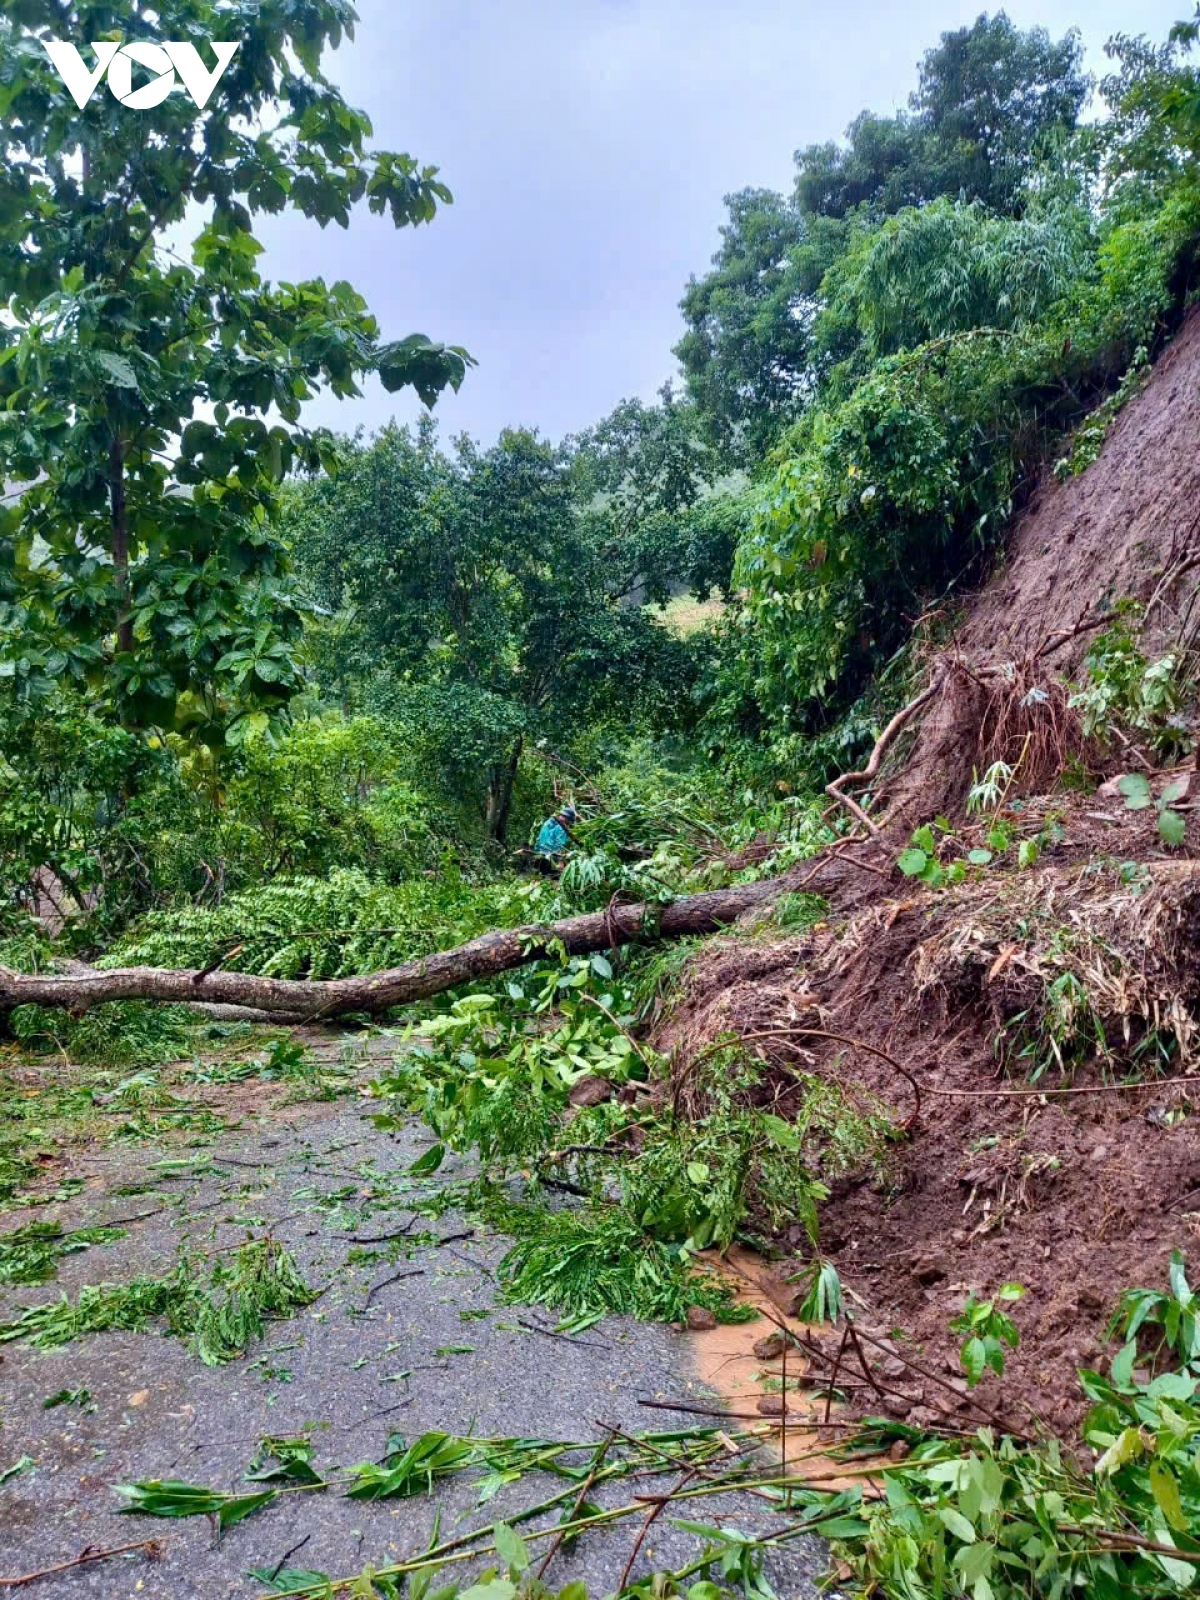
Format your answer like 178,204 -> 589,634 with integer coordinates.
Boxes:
756,1393 -> 789,1416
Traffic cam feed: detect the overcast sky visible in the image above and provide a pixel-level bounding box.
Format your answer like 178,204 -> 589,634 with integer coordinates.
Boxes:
254,1 -> 1183,447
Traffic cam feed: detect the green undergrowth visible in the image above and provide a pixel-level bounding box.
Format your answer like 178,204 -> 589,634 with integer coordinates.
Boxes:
371,941 -> 896,1330
0,1236 -> 315,1365
1056,347 -> 1152,479
109,867 -> 522,979
821,1249 -> 1200,1599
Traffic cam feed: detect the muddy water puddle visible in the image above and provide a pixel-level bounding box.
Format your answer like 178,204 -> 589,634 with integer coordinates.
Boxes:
688,1246 -> 884,1492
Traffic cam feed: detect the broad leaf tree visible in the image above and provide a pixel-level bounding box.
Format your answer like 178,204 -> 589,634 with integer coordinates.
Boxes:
913,12 -> 1089,213
568,387 -> 742,604
0,0 -> 471,747
285,421 -> 699,840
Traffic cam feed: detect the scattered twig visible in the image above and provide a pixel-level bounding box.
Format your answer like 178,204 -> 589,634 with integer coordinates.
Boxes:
536,1429 -> 615,1581
822,1320 -> 852,1428
268,1534 -> 312,1582
635,1397 -> 977,1438
516,1318 -> 609,1351
792,841 -> 893,891
338,1217 -> 419,1244
1057,1524 -> 1200,1563
1033,611 -> 1111,663
364,1268 -> 425,1308
98,1206 -> 165,1229
849,1324 -> 1041,1441
619,1469 -> 698,1591
579,993 -> 655,1073
826,665 -> 947,835
0,1540 -> 163,1589
925,1075 -> 1200,1102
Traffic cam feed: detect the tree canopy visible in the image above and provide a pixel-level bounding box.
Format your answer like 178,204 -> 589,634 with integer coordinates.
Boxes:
283,420 -> 704,839
677,11 -> 1091,461
0,0 -> 470,747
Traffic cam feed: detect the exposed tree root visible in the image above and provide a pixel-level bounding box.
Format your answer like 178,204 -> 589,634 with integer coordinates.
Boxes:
825,662 -> 947,833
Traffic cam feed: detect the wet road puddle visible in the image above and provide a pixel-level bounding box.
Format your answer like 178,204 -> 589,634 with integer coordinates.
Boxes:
688,1245 -> 885,1493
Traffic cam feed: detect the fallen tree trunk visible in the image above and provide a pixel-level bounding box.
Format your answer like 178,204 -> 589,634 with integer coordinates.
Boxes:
0,879 -> 789,1022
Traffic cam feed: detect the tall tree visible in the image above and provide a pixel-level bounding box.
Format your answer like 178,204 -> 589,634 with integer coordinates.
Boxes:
675,193 -> 844,463
568,387 -> 740,604
914,12 -> 1090,212
676,12 -> 1090,462
286,422 -> 698,840
793,111 -> 932,221
0,1 -> 470,748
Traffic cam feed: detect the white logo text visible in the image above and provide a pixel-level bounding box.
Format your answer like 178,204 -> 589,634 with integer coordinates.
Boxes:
44,40 -> 240,111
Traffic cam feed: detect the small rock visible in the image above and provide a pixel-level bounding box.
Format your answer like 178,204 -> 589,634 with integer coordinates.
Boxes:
569,1075 -> 615,1108
909,1406 -> 943,1429
1076,1286 -> 1103,1313
756,1393 -> 789,1416
884,1394 -> 915,1420
752,1331 -> 791,1361
878,1355 -> 908,1380
1091,1144 -> 1109,1163
686,1306 -> 718,1332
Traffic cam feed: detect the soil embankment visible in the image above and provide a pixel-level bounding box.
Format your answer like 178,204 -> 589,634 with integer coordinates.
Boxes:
664,314 -> 1200,1438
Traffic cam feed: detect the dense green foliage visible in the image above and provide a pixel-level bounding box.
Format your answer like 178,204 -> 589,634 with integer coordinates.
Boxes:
5,9 -> 1197,948
676,13 -> 1092,463
0,0 -> 469,749
3,14 -> 1200,1600
282,420 -> 707,839
693,23 -> 1200,769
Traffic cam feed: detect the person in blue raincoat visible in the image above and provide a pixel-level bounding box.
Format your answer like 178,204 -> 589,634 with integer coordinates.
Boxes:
533,804 -> 577,874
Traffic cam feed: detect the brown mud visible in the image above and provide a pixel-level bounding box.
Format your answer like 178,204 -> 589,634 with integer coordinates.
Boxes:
666,790 -> 1200,1442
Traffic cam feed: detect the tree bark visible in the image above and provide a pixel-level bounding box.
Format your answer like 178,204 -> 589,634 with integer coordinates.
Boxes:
0,879 -> 782,1023
109,436 -> 133,654
484,735 -> 523,843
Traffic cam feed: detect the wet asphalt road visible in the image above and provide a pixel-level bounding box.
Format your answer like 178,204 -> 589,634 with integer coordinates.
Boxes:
0,1048 -> 828,1598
